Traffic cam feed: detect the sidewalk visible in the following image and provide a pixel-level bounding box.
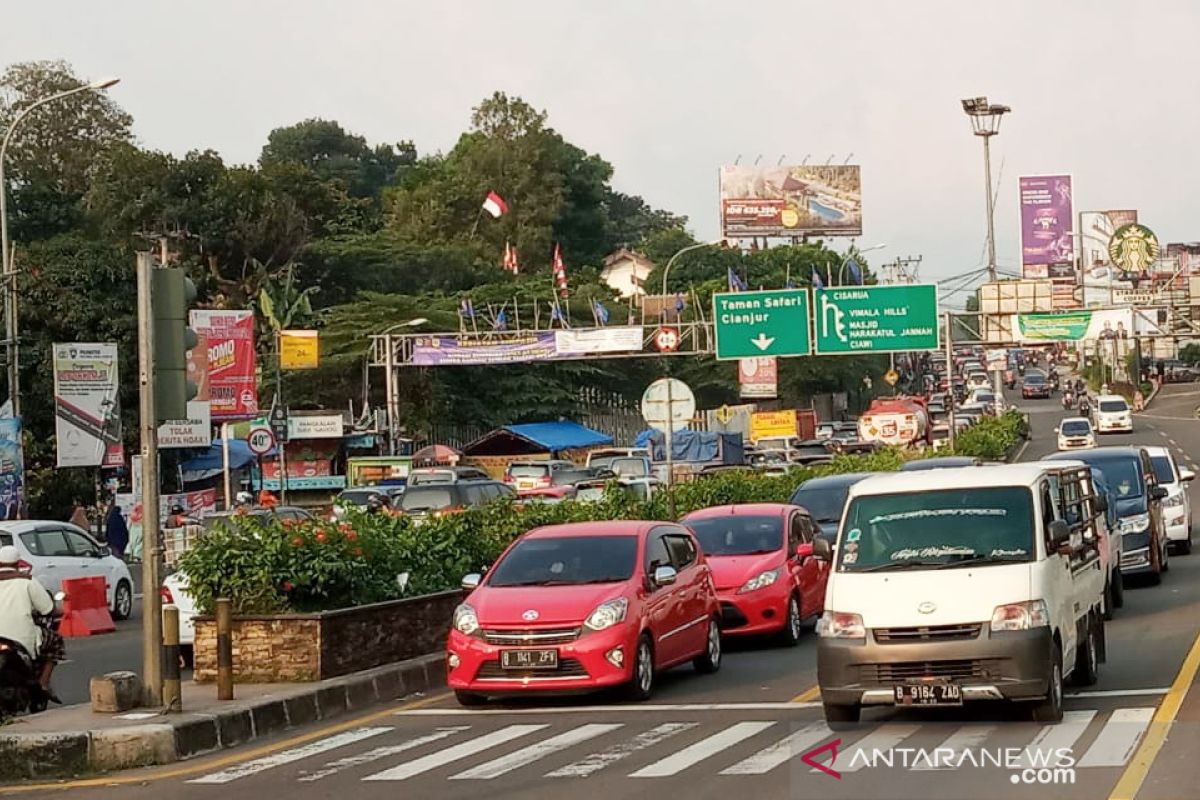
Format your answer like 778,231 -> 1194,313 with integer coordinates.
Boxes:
0,653 -> 443,781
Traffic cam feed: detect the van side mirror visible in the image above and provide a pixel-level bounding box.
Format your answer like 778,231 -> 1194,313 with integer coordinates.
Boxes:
1094,495 -> 1109,513
653,565 -> 678,587
1182,469 -> 1196,483
1048,520 -> 1071,554
812,535 -> 833,562
1151,486 -> 1169,501
461,573 -> 482,591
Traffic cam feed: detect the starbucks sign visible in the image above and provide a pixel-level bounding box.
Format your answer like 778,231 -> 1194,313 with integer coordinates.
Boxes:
1107,224 -> 1160,273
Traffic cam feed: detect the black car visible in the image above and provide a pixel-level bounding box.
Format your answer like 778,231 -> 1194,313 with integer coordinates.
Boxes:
1044,447 -> 1170,582
398,480 -> 516,520
789,472 -> 877,538
1022,373 -> 1052,399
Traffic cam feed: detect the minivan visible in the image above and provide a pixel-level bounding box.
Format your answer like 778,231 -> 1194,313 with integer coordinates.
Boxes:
1092,395 -> 1133,433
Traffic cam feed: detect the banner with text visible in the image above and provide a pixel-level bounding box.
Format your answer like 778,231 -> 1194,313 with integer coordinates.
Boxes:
280,329 -> 320,370
1020,175 -> 1075,271
53,343 -> 123,468
411,328 -> 644,366
1013,309 -> 1134,342
192,310 -> 258,420
738,357 -> 778,399
0,419 -> 23,519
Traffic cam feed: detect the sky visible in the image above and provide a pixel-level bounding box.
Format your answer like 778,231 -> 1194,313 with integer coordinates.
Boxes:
4,0 -> 1199,308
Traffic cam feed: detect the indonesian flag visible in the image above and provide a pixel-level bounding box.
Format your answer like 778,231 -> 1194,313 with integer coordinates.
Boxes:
552,243 -> 569,298
482,191 -> 508,219
503,242 -> 520,275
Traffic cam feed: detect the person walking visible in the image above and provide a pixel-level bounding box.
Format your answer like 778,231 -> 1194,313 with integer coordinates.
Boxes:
1134,389 -> 1146,412
104,503 -> 129,560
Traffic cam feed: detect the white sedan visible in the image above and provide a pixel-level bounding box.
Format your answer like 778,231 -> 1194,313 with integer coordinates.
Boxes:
0,521 -> 135,619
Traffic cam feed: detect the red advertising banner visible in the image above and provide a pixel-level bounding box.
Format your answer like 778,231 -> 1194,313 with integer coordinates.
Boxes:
261,440 -> 339,479
191,310 -> 258,420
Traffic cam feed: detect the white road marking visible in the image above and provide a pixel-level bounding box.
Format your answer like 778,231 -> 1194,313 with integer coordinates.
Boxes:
1077,707 -> 1154,767
398,702 -> 821,715
1067,687 -> 1169,698
187,727 -> 393,784
911,725 -> 995,771
1019,710 -> 1095,769
720,722 -> 833,775
362,724 -> 548,781
298,726 -> 468,782
629,721 -> 775,778
450,724 -> 622,780
546,722 -> 697,778
835,724 -> 921,774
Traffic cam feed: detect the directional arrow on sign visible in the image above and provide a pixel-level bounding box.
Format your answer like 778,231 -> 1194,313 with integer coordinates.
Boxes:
751,334 -> 776,351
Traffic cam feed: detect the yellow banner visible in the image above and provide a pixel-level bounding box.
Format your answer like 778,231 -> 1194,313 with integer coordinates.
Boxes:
749,410 -> 797,442
280,330 -> 319,370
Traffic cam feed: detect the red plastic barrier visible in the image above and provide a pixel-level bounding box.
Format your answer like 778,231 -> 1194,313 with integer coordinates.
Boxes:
59,576 -> 116,637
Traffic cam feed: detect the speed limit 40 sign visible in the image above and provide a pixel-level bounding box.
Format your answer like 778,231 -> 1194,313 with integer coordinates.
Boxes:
247,427 -> 276,456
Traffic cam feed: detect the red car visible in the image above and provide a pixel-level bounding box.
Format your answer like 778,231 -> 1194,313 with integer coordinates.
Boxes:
446,521 -> 721,706
680,503 -> 829,646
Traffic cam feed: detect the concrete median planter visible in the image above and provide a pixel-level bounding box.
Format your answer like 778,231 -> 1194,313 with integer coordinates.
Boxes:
192,589 -> 461,683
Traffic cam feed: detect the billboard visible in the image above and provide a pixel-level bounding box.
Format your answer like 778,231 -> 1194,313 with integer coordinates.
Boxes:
1019,175 -> 1075,268
1012,309 -> 1134,342
719,165 -> 862,237
158,334 -> 212,449
411,328 -> 644,366
738,357 -> 778,400
192,310 -> 258,420
53,343 -> 123,468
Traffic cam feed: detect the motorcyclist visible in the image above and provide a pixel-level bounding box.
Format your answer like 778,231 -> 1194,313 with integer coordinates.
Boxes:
366,494 -> 387,514
1078,394 -> 1091,416
1062,389 -> 1074,409
234,491 -> 253,508
0,546 -> 62,702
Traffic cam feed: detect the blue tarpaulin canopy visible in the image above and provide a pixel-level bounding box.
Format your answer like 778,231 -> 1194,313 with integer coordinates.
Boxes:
181,439 -> 269,475
463,421 -> 614,457
635,429 -> 744,465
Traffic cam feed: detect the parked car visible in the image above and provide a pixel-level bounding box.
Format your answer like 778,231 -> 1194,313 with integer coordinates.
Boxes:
399,481 -> 516,522
1145,446 -> 1195,554
789,473 -> 877,539
332,487 -> 402,518
518,468 -> 596,502
1092,395 -> 1134,434
406,466 -> 490,486
1056,417 -> 1096,450
446,521 -> 721,705
815,423 -> 836,440
573,477 -> 656,503
680,504 -> 828,645
503,460 -> 577,494
202,505 -> 313,533
0,521 -> 135,620
584,448 -> 650,472
1045,447 -> 1170,582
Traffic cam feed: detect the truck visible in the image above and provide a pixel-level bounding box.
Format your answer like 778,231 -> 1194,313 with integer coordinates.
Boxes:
857,396 -> 930,447
814,463 -> 1107,727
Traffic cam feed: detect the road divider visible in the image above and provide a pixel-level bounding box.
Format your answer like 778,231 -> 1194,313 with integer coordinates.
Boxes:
58,576 -> 115,637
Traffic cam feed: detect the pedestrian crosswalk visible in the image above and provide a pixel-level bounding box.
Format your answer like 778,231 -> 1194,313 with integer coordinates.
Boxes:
187,707 -> 1155,785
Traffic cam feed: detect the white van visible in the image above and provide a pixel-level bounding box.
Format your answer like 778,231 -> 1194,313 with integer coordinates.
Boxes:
814,464 -> 1107,727
1092,394 -> 1133,433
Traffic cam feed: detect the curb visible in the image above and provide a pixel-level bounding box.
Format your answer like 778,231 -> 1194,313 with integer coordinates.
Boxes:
0,652 -> 443,781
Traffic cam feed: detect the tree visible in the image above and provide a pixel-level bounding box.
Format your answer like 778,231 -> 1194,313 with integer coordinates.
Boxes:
0,60 -> 132,240
261,118 -> 415,199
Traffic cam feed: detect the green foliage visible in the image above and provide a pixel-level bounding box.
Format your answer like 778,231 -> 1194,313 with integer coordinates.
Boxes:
1180,343 -> 1200,365
952,410 -> 1029,461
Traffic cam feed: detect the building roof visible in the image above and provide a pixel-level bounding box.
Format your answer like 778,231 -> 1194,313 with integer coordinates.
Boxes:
601,248 -> 655,269
462,421 -> 614,457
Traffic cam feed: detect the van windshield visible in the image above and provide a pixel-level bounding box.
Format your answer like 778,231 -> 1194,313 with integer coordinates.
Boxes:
1099,400 -> 1128,413
838,487 -> 1035,572
1061,420 -> 1091,436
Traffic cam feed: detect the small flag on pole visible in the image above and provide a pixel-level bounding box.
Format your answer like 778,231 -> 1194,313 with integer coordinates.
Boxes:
727,268 -> 747,292
502,242 -> 519,274
592,300 -> 610,326
847,258 -> 863,285
493,307 -> 508,331
482,191 -> 508,219
459,298 -> 476,318
674,293 -> 686,314
552,243 -> 569,298
811,269 -> 825,290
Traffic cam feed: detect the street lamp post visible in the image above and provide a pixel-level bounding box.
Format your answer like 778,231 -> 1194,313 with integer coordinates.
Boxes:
961,96 -> 1010,284
0,76 -> 120,420
836,243 -> 888,284
381,318 -> 429,455
660,240 -> 726,305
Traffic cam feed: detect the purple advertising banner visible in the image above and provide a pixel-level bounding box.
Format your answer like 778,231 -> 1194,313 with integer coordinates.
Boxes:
1019,175 -> 1075,267
412,333 -> 559,366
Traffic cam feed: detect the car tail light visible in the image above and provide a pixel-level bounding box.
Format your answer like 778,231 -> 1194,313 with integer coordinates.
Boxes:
16,559 -> 31,573
538,475 -> 552,487
434,506 -> 466,518
502,474 -> 513,483
160,586 -> 175,605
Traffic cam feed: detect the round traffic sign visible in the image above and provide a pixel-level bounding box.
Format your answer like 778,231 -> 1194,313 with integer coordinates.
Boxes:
640,378 -> 696,433
654,326 -> 680,353
247,427 -> 276,456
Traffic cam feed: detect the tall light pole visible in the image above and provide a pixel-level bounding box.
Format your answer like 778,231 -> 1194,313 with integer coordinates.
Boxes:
660,239 -> 726,304
837,243 -> 888,284
381,318 -> 429,455
961,96 -> 1010,283
0,76 -> 120,419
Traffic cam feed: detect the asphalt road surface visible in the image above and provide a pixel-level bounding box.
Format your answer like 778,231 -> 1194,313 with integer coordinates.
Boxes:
40,385 -> 1200,799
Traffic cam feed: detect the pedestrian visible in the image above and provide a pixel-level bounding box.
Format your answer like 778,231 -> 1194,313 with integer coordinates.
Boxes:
257,489 -> 279,508
68,500 -> 90,532
104,503 -> 129,560
1134,389 -> 1145,412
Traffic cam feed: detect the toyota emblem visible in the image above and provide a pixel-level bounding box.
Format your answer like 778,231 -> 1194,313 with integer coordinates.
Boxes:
917,601 -> 936,615
521,609 -> 539,621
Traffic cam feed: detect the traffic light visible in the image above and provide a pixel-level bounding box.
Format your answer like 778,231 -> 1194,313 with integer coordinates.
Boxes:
151,267 -> 198,423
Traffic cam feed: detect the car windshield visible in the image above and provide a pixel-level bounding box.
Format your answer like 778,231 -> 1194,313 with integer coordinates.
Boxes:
611,458 -> 649,477
552,469 -> 593,485
1100,400 -> 1128,413
508,465 -> 550,479
338,490 -> 379,506
574,485 -> 607,502
791,483 -> 855,524
1151,456 -> 1176,485
838,487 -> 1035,572
488,535 -> 637,586
1025,375 -> 1045,384
686,514 -> 783,556
203,511 -> 271,532
1075,457 -> 1143,498
1061,420 -> 1091,436
409,471 -> 454,485
400,487 -> 455,511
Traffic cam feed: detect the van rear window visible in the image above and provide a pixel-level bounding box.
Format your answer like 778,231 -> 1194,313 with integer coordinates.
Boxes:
1100,400 -> 1128,413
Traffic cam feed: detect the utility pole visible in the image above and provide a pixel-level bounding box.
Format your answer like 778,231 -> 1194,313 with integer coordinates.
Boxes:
944,311 -> 957,451
136,250 -> 163,706
961,97 -> 1011,283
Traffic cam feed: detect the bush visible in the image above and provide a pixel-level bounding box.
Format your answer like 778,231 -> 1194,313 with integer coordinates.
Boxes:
180,424 -> 1027,614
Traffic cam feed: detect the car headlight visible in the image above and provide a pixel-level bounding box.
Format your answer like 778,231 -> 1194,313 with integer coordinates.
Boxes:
990,600 -> 1050,632
583,598 -> 628,633
818,611 -> 865,639
1164,494 -> 1185,508
1119,513 -> 1151,533
737,568 -> 780,594
453,603 -> 480,636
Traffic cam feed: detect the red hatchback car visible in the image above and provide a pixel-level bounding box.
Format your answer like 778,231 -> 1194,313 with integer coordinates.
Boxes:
446,521 -> 721,706
680,503 -> 829,645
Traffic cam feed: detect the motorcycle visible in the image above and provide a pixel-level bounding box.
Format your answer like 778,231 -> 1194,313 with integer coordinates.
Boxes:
0,593 -> 64,719
1062,391 -> 1074,410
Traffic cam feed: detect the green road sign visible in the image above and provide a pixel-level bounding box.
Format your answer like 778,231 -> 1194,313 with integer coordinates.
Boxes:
813,284 -> 939,354
712,289 -> 811,361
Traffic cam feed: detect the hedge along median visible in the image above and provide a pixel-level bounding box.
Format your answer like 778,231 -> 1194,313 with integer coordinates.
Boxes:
178,411 -> 1027,680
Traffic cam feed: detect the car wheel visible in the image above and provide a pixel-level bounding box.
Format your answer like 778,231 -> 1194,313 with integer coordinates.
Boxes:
1102,580 -> 1113,621
778,595 -> 803,648
1032,645 -> 1064,723
626,634 -> 655,701
1162,539 -> 1171,573
693,618 -> 722,674
1072,618 -> 1100,687
1111,569 -> 1125,609
112,580 -> 133,621
823,702 -> 861,730
454,691 -> 487,707
1180,526 -> 1193,556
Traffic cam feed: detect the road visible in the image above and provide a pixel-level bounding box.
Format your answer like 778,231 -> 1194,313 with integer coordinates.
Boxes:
41,385 -> 1200,799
